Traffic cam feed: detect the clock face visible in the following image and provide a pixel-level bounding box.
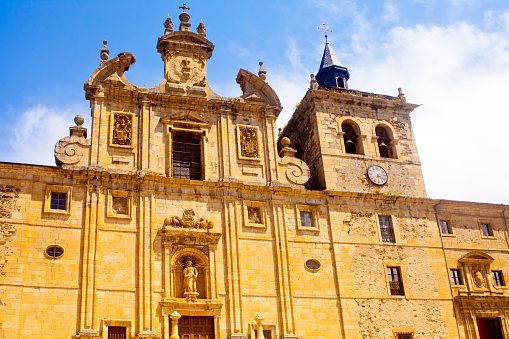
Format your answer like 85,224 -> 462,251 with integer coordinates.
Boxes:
367,165 -> 388,185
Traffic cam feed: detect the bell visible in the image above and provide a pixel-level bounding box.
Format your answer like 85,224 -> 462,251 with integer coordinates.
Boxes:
346,139 -> 354,144
379,141 -> 387,147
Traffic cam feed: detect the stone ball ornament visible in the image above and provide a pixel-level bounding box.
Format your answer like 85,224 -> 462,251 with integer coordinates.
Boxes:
74,115 -> 85,126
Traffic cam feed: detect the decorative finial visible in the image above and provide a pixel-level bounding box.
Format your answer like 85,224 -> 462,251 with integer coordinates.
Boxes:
258,61 -> 267,81
100,40 -> 109,64
179,3 -> 191,31
179,3 -> 190,13
197,19 -> 206,36
398,88 -> 406,102
164,14 -> 174,34
318,23 -> 332,43
74,115 -> 84,127
310,74 -> 318,90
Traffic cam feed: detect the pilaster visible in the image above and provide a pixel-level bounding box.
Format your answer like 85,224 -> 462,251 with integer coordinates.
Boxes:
271,201 -> 296,336
78,185 -> 100,335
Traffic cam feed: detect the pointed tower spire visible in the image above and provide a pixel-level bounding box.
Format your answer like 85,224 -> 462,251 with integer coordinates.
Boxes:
315,24 -> 350,89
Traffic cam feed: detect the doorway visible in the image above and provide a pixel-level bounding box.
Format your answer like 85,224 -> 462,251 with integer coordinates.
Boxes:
477,317 -> 503,339
178,316 -> 214,339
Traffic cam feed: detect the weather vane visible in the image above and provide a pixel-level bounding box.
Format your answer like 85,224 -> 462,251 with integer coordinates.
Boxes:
179,3 -> 190,13
318,23 -> 332,43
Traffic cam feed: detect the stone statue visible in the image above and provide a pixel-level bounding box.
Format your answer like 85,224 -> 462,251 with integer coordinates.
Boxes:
183,260 -> 198,300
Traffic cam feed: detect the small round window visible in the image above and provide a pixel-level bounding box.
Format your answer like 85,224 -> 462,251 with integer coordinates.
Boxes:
45,246 -> 64,259
305,259 -> 321,272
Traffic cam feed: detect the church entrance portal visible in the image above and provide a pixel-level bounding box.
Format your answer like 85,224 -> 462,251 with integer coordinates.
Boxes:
178,316 -> 214,339
476,317 -> 503,339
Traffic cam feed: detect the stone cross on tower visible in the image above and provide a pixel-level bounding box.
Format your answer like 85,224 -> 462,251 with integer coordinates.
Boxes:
318,23 -> 332,43
179,3 -> 190,12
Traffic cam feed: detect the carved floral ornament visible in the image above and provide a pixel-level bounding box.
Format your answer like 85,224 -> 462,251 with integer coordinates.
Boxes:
112,113 -> 132,146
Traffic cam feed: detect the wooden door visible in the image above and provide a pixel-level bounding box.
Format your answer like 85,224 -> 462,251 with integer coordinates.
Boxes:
179,316 -> 214,339
487,318 -> 503,339
108,326 -> 126,339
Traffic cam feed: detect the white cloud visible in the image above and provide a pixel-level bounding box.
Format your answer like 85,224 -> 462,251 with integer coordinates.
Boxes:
7,104 -> 88,166
383,0 -> 400,23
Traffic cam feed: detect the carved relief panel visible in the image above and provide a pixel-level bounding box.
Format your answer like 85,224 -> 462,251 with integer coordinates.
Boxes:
237,125 -> 261,161
165,54 -> 207,87
110,112 -> 133,147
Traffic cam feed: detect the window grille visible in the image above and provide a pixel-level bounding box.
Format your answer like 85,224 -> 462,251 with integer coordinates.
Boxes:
50,192 -> 67,210
481,223 -> 493,237
492,271 -> 505,287
450,269 -> 462,285
379,216 -> 395,243
300,211 -> 313,227
387,267 -> 405,295
173,136 -> 202,180
440,220 -> 452,235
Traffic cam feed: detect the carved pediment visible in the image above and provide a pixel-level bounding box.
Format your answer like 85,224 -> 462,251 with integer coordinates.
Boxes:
161,112 -> 211,132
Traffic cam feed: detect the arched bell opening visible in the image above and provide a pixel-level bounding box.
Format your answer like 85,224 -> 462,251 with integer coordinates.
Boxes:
342,121 -> 364,155
375,125 -> 397,159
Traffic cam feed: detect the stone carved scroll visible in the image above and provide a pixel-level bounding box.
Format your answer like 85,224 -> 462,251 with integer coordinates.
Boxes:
112,113 -> 132,146
278,137 -> 310,185
54,136 -> 91,165
283,158 -> 310,185
164,209 -> 214,229
54,115 -> 91,166
239,126 -> 258,158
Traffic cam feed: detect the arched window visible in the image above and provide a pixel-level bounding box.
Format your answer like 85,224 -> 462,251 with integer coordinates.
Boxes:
375,125 -> 396,159
342,122 -> 363,155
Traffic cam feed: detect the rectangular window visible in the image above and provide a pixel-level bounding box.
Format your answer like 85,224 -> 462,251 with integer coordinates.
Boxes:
397,334 -> 413,339
173,136 -> 202,180
50,192 -> 67,210
300,211 -> 313,227
450,269 -> 462,285
387,266 -> 405,296
379,215 -> 395,243
481,223 -> 494,237
492,271 -> 505,287
440,220 -> 452,235
108,326 -> 126,339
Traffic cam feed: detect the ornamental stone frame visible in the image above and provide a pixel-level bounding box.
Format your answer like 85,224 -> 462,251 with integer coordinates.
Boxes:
158,215 -> 222,339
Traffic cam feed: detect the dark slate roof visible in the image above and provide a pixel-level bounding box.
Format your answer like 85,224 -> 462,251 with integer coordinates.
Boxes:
318,43 -> 342,71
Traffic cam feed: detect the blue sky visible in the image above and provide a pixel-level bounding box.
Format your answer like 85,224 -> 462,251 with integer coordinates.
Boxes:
1,0 -> 508,204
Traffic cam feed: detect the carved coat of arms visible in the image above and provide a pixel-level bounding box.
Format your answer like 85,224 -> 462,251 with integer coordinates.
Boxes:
165,209 -> 213,229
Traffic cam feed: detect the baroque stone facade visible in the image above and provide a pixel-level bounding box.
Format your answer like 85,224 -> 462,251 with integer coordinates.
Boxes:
0,6 -> 508,339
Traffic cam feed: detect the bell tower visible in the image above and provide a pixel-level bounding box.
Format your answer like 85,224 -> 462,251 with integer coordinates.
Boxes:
279,35 -> 427,198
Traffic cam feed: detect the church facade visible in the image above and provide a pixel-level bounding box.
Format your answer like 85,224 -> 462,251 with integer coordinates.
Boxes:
0,6 -> 508,339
